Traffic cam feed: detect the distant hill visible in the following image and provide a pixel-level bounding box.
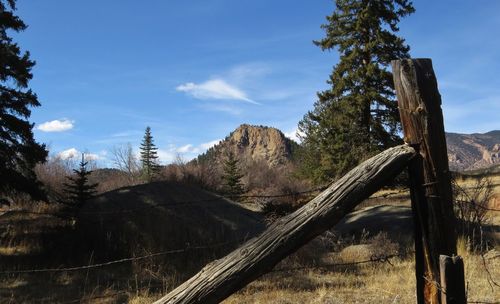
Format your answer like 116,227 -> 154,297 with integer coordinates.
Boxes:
197,124 -> 299,168
446,130 -> 500,171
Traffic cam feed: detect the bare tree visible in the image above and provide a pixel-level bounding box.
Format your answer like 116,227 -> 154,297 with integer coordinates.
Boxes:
35,155 -> 73,201
111,143 -> 140,184
453,175 -> 494,251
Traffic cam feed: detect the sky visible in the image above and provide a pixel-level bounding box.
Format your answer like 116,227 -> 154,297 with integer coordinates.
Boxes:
11,0 -> 500,166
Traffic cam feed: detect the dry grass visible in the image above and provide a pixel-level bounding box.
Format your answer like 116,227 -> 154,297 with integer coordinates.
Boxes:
222,250 -> 499,304
224,258 -> 416,304
1,175 -> 499,303
122,229 -> 499,304
124,248 -> 499,303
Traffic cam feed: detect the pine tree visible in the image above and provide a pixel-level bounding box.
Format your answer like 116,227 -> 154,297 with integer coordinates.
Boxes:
298,0 -> 414,182
63,154 -> 98,207
222,152 -> 244,198
0,0 -> 48,197
140,126 -> 160,182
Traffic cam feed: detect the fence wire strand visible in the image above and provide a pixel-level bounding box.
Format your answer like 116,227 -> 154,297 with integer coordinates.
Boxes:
0,239 -> 244,275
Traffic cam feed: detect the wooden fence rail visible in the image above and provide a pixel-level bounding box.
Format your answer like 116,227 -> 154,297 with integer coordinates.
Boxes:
153,145 -> 415,304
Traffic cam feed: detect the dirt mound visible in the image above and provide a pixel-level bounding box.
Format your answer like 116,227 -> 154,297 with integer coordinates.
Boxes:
77,181 -> 265,263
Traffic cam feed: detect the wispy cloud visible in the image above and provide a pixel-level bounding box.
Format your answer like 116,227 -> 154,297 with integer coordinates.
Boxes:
200,139 -> 220,150
198,103 -> 243,115
442,96 -> 500,133
111,130 -> 142,138
176,144 -> 198,154
37,119 -> 74,132
176,79 -> 258,104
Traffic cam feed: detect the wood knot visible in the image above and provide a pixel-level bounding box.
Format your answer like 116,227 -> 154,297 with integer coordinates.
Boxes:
240,248 -> 249,256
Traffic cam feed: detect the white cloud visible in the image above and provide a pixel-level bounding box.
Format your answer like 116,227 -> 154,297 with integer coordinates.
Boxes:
176,79 -> 258,104
57,148 -> 99,161
284,127 -> 303,143
156,139 -> 222,164
157,149 -> 176,164
84,153 -> 100,161
200,139 -> 220,150
37,119 -> 74,132
58,148 -> 79,160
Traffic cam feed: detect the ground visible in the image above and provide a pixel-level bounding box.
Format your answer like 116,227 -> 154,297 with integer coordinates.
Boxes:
0,174 -> 499,303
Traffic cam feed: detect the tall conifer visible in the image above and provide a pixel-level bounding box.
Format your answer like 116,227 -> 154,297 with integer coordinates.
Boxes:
299,0 -> 414,182
140,126 -> 160,182
0,0 -> 48,197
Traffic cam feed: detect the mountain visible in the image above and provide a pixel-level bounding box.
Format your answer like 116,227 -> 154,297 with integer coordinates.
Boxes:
197,124 -> 298,168
446,130 -> 500,171
196,125 -> 500,173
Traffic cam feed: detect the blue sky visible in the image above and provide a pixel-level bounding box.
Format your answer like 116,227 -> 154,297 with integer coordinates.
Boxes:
12,0 -> 500,165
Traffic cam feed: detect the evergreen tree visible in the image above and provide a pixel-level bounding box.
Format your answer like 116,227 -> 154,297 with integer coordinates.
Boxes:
298,0 -> 414,182
222,152 -> 244,198
0,0 -> 48,197
63,154 -> 98,207
140,126 -> 160,182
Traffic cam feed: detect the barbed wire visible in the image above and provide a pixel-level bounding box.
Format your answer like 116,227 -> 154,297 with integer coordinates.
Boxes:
0,239 -> 245,275
455,199 -> 500,212
271,253 -> 402,274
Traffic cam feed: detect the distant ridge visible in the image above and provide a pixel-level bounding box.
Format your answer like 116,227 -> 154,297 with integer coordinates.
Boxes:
446,130 -> 500,171
197,125 -> 499,173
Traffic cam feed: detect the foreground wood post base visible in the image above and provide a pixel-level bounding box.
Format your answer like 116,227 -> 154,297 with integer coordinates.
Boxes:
439,255 -> 466,304
154,145 -> 415,304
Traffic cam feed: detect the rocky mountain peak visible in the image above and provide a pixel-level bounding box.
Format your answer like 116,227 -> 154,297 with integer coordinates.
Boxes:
198,124 -> 297,168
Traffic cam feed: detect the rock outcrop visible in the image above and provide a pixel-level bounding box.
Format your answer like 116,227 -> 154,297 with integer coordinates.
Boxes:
197,124 -> 298,168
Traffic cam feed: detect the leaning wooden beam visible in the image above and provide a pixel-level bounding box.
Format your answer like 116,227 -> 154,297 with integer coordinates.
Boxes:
154,145 -> 416,304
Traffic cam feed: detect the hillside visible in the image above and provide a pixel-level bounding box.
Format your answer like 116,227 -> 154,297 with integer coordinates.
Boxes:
78,181 -> 265,261
446,130 -> 500,171
0,182 -> 265,302
197,124 -> 298,168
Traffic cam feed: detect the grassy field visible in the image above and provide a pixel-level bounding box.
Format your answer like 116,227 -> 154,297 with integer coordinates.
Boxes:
1,174 -> 499,303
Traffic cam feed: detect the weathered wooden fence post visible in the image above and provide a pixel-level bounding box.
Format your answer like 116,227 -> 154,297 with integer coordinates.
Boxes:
392,58 -> 465,304
439,255 -> 466,304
